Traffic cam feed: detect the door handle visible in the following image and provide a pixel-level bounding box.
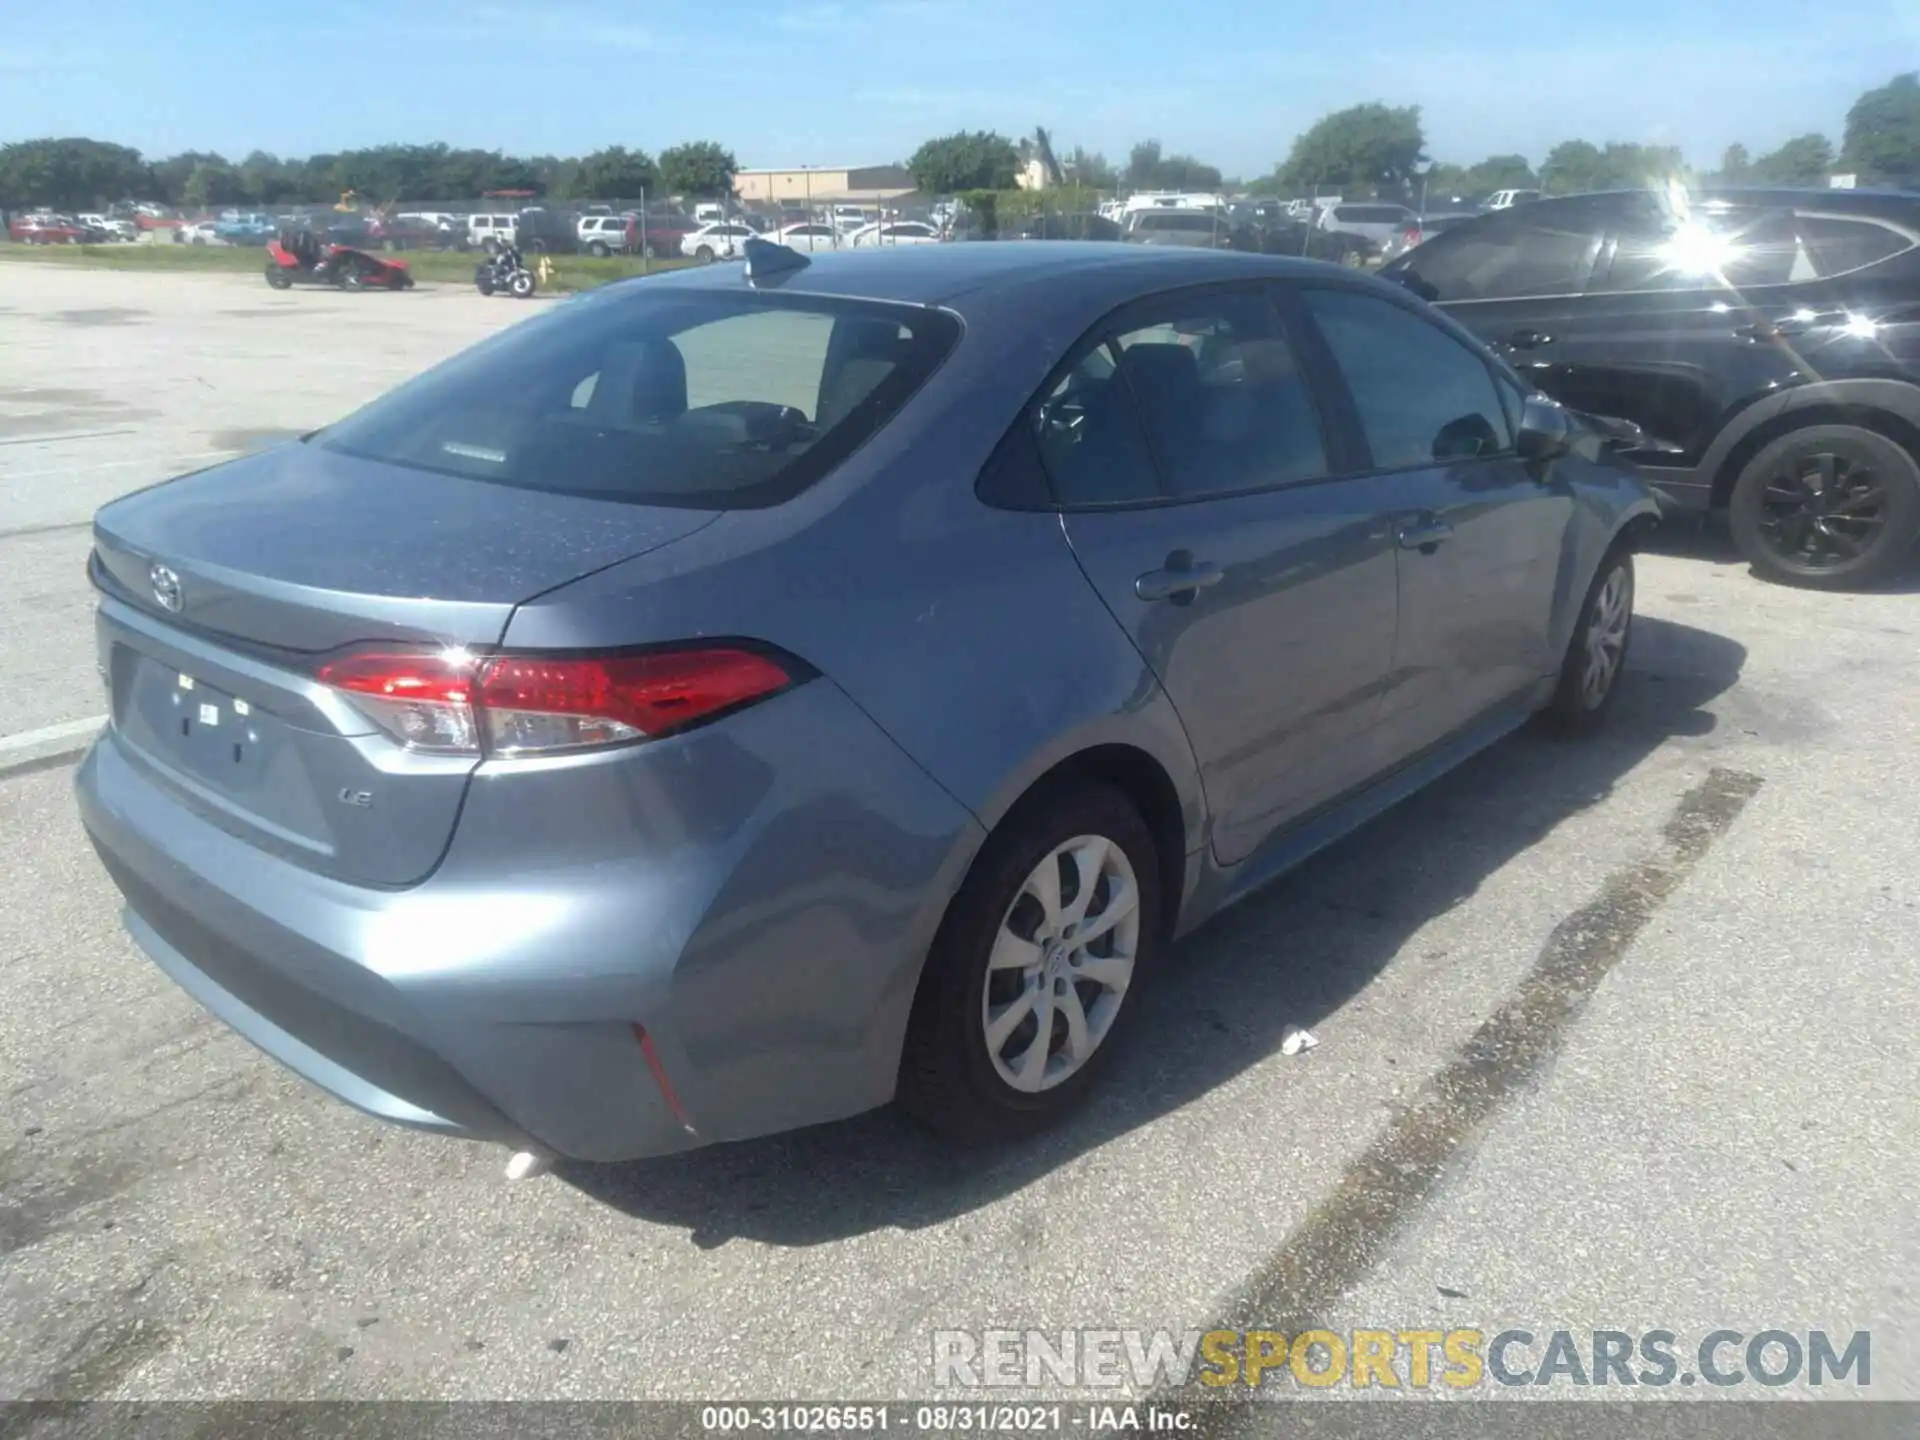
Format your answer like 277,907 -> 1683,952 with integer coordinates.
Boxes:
1396,518 -> 1455,554
1506,329 -> 1551,350
1134,556 -> 1224,602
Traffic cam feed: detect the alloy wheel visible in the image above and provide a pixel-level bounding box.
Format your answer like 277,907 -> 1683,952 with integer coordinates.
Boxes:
1581,562 -> 1632,708
980,835 -> 1139,1093
1758,447 -> 1889,571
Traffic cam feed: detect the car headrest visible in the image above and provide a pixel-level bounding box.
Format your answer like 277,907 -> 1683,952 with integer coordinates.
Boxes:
607,339 -> 688,426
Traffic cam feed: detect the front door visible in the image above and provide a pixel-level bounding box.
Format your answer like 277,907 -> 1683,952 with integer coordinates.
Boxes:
1042,284 -> 1400,866
1296,286 -> 1574,755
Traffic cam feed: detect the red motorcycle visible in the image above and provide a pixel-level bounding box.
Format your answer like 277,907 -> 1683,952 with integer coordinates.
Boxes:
265,232 -> 414,291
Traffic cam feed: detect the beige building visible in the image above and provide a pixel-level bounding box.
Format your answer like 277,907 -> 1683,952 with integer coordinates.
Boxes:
732,164 -> 916,204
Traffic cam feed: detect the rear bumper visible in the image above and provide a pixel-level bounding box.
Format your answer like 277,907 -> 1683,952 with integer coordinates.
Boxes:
76,679 -> 985,1162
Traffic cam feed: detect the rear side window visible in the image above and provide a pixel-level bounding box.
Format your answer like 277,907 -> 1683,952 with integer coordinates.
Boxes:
1394,207 -> 1603,300
317,291 -> 959,510
1032,286 -> 1329,505
1302,288 -> 1512,470
1796,214 -> 1912,275
1602,204 -> 1915,291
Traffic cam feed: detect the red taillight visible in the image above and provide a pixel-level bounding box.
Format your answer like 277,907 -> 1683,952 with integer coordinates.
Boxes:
318,646 -> 796,757
318,649 -> 479,752
1403,226 -> 1422,245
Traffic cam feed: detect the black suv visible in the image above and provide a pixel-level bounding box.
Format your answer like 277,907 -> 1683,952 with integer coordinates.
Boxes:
1382,187 -> 1920,587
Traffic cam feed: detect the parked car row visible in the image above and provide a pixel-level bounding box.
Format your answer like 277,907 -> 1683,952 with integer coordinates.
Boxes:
6,211 -> 132,244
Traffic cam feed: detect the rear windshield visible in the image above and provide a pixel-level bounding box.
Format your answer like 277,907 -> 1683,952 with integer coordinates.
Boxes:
316,289 -> 960,509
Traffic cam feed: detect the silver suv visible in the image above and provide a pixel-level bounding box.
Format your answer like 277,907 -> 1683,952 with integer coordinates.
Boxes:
576,215 -> 634,255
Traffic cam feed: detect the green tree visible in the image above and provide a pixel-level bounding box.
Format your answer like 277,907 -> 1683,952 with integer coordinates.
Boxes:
180,158 -> 246,209
908,131 -> 1020,193
1464,153 -> 1536,191
566,146 -> 659,200
1540,139 -> 1603,191
1278,103 -> 1427,192
235,151 -> 294,204
1062,146 -> 1117,189
1716,143 -> 1752,183
659,141 -> 740,198
1121,139 -> 1222,191
1124,140 -> 1164,188
1751,133 -> 1834,185
0,137 -> 151,210
1541,139 -> 1682,193
1842,72 -> 1920,179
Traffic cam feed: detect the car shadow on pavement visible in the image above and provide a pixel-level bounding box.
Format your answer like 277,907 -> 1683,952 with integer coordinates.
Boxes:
1644,512 -> 1920,593
560,615 -> 1746,1249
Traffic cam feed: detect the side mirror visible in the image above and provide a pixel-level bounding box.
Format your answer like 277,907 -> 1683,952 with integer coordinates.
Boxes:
1516,395 -> 1571,462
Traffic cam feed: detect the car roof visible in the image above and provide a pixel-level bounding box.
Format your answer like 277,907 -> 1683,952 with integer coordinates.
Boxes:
627,241 -> 1360,307
1472,186 -> 1920,220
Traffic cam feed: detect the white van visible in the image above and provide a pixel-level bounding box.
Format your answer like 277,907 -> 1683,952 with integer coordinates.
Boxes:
1121,191 -> 1226,215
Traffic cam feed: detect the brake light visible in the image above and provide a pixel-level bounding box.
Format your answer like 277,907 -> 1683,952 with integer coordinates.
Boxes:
317,646 -> 796,757
1402,226 -> 1422,245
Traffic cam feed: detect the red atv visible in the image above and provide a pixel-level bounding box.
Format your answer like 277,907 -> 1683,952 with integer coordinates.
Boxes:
265,231 -> 414,291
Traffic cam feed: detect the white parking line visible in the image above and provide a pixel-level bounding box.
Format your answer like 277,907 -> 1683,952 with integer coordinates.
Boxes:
0,715 -> 105,756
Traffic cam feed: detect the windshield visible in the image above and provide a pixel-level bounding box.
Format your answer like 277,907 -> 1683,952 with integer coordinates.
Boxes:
316,289 -> 958,509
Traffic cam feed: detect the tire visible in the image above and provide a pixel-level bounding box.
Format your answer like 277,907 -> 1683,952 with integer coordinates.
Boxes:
1540,548 -> 1634,736
588,241 -> 609,257
264,264 -> 293,290
695,244 -> 715,262
898,781 -> 1162,1143
508,271 -> 536,299
642,241 -> 657,259
1339,247 -> 1365,268
1727,423 -> 1920,589
476,273 -> 495,296
339,267 -> 364,291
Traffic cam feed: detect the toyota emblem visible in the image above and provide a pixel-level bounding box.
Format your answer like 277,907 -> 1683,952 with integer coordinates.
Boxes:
149,563 -> 183,613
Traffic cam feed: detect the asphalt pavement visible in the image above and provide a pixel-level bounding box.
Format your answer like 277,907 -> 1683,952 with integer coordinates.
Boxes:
1,266 -> 1915,1406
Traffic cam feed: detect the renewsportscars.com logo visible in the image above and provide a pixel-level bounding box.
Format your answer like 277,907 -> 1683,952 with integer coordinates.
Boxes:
932,1328 -> 1872,1391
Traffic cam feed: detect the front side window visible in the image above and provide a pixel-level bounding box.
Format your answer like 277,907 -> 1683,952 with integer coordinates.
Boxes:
1302,288 -> 1512,470
318,292 -> 958,509
1393,206 -> 1604,301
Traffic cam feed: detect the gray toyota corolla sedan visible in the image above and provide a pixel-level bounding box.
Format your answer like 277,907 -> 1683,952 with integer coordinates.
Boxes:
76,240 -> 1658,1166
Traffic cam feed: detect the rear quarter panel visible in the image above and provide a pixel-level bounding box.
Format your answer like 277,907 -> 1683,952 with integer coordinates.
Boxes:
500,269 -> 1210,850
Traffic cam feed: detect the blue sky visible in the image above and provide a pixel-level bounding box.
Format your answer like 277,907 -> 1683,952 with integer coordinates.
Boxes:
3,0 -> 1914,177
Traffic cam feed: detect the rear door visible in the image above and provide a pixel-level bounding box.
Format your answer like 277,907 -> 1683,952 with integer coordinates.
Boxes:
1384,198 -> 1613,389
1046,283 -> 1401,865
1295,285 -> 1573,755
1545,197 -> 1920,474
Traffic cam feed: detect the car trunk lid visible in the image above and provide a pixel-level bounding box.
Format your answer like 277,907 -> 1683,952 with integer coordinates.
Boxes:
90,442 -> 717,887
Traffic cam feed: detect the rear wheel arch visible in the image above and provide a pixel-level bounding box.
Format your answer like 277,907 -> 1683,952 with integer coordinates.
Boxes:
971,744 -> 1187,943
1709,382 -> 1920,509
